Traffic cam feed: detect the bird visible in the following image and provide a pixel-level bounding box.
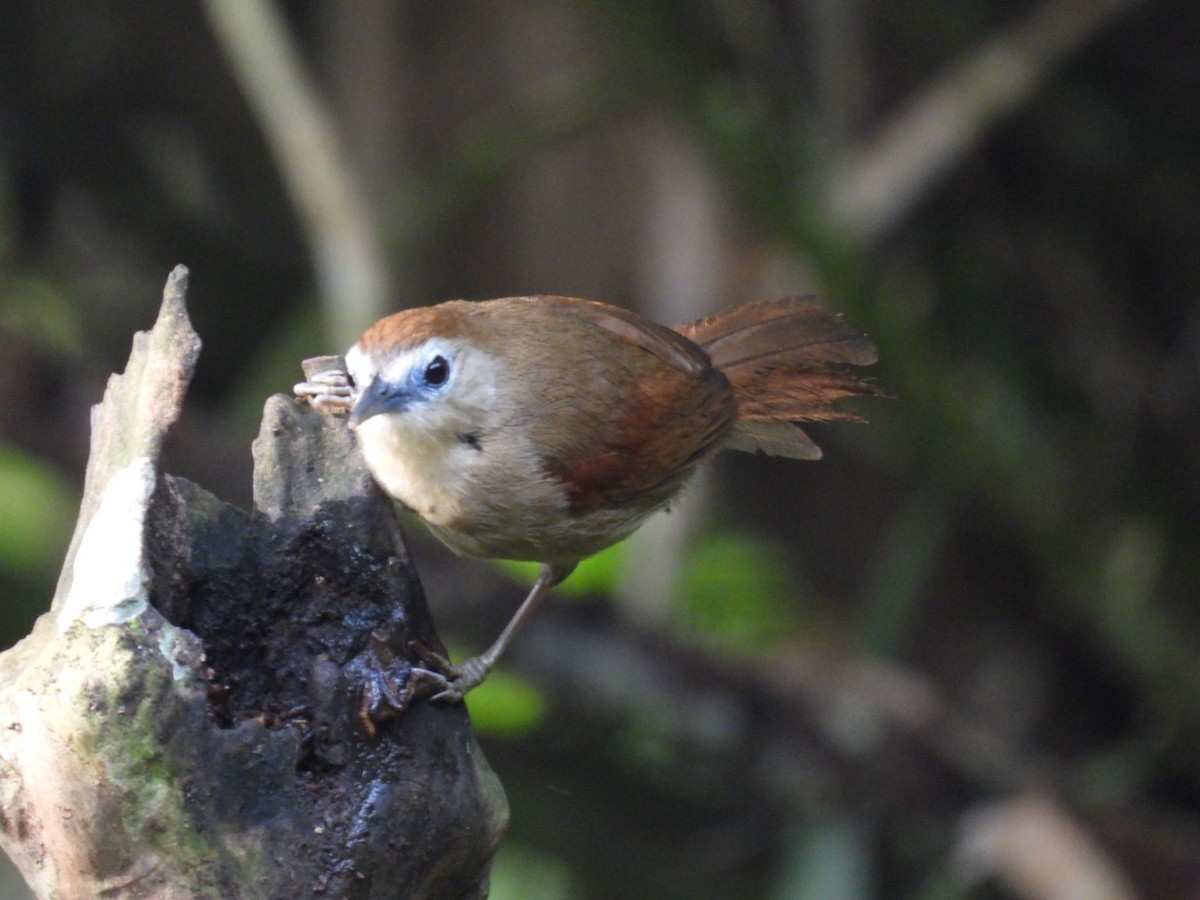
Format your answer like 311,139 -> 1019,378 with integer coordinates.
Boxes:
295,294 -> 882,710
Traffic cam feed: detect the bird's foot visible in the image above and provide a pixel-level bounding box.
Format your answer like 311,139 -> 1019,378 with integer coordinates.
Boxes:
355,636 -> 487,736
409,641 -> 492,704
294,367 -> 354,416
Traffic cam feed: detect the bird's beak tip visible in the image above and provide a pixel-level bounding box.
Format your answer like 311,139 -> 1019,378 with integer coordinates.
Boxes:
347,379 -> 405,429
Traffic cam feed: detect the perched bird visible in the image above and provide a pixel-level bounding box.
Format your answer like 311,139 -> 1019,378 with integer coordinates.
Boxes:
296,294 -> 881,708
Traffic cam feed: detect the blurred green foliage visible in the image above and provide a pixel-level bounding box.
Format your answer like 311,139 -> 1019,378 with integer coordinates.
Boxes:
0,444 -> 75,649
0,276 -> 84,360
676,530 -> 802,653
489,843 -> 573,900
498,526 -> 803,655
464,664 -> 550,740
495,541 -> 629,599
0,444 -> 74,581
772,819 -> 874,900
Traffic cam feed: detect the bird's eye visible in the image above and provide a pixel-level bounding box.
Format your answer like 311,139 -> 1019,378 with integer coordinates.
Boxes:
423,355 -> 450,386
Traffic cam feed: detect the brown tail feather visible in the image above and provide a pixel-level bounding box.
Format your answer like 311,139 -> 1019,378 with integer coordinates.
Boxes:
675,296 -> 883,459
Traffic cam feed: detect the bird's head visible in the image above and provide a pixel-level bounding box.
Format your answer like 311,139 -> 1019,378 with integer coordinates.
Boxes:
344,304 -> 498,445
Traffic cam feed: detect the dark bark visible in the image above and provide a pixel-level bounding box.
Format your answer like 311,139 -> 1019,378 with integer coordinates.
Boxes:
0,267 -> 507,899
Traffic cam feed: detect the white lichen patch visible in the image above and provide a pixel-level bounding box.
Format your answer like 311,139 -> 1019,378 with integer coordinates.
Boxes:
157,627 -> 200,682
59,457 -> 156,631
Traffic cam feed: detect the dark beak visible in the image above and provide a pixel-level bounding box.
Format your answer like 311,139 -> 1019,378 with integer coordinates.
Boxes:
348,378 -> 408,429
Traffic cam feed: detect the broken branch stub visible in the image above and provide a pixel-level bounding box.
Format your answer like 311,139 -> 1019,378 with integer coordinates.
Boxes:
0,266 -> 507,899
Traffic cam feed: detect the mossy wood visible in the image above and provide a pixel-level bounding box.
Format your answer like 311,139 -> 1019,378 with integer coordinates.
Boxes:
0,267 -> 507,899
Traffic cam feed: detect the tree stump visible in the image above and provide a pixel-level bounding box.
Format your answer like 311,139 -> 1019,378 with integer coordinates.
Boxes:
0,267 -> 508,899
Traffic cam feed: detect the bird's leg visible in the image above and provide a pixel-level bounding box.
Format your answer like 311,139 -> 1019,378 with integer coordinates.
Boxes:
413,562 -> 575,704
294,364 -> 354,416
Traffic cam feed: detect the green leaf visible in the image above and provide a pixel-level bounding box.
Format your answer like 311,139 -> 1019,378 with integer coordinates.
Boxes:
464,665 -> 548,739
488,843 -> 572,900
676,530 -> 800,652
0,444 -> 76,579
493,539 -> 629,598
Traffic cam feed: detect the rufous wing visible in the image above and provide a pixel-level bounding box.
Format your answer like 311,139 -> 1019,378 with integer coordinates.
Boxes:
529,297 -> 738,512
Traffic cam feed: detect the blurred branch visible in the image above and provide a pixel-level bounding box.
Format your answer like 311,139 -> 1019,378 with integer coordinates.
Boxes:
828,0 -> 1143,245
803,0 -> 870,151
202,0 -> 391,346
618,125 -> 727,625
955,792 -> 1140,900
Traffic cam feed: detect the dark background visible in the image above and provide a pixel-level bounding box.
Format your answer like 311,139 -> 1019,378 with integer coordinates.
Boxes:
2,1 -> 1198,897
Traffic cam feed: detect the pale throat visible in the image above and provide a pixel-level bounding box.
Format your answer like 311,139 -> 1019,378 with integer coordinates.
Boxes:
355,413 -> 474,527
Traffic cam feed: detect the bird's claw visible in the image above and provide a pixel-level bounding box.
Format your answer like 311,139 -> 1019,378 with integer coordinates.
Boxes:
295,369 -> 354,416
409,641 -> 490,704
355,636 -> 484,736
408,667 -> 464,704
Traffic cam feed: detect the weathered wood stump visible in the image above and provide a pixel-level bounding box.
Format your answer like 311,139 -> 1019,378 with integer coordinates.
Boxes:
0,267 -> 507,899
